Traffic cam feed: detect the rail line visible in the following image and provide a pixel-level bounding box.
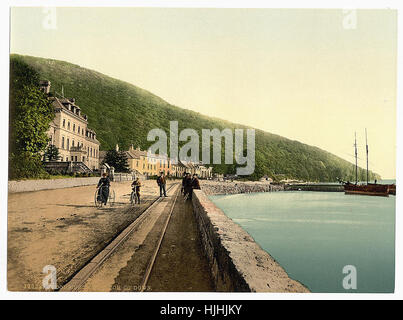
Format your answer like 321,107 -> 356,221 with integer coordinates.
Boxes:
139,186 -> 180,291
59,182 -> 179,292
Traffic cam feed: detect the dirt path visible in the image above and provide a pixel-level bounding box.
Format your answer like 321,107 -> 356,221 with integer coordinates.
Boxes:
146,191 -> 214,292
7,179 -> 173,291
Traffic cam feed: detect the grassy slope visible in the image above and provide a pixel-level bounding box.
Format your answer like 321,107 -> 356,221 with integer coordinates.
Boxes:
10,54 -> 380,181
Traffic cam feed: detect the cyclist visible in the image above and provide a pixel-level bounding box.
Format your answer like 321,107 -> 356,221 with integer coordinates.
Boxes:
97,172 -> 110,206
131,177 -> 142,204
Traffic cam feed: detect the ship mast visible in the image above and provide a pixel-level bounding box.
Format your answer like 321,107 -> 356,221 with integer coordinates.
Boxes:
354,132 -> 358,184
366,128 -> 369,185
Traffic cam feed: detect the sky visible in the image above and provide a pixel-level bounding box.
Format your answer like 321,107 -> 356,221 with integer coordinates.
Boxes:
10,7 -> 397,178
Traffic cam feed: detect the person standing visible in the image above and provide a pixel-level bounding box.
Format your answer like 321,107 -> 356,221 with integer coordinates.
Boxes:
157,172 -> 167,197
183,172 -> 193,200
131,177 -> 142,204
97,172 -> 110,205
181,172 -> 188,195
191,173 -> 201,191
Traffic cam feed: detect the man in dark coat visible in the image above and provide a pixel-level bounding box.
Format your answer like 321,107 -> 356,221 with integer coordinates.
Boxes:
97,172 -> 110,205
131,177 -> 142,204
183,173 -> 193,200
181,172 -> 187,195
157,172 -> 167,197
191,174 -> 201,191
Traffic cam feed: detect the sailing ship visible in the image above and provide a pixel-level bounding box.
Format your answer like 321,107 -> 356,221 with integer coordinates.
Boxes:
343,130 -> 390,197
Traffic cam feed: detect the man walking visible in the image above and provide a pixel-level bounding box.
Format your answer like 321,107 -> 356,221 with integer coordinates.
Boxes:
157,172 -> 167,197
131,177 -> 142,204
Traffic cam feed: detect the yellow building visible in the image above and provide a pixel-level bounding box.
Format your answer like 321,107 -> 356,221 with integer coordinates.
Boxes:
125,145 -> 172,176
42,80 -> 100,171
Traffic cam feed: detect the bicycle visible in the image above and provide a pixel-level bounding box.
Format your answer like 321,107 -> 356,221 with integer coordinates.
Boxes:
95,186 -> 116,208
130,189 -> 140,205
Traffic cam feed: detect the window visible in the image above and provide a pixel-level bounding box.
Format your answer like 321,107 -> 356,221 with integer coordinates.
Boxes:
72,140 -> 75,147
73,124 -> 75,132
67,122 -> 70,130
71,156 -> 74,161
62,119 -> 66,128
62,137 -> 65,149
67,138 -> 70,150
78,126 -> 80,134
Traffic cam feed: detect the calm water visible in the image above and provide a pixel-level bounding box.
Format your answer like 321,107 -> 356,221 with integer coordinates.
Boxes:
210,188 -> 395,293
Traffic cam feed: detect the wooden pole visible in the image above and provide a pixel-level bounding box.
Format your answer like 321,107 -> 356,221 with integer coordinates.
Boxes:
355,132 -> 358,184
366,128 -> 369,185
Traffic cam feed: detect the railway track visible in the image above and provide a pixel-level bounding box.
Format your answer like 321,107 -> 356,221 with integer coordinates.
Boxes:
139,185 -> 180,291
59,182 -> 180,292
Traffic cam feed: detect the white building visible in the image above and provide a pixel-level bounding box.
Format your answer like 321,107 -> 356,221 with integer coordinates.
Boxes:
42,80 -> 100,171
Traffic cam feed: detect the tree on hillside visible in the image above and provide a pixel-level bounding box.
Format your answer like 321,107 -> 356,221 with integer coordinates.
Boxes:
102,150 -> 130,173
9,58 -> 54,180
43,144 -> 61,161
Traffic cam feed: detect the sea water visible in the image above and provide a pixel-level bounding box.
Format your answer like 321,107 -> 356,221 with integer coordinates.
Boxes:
209,185 -> 395,293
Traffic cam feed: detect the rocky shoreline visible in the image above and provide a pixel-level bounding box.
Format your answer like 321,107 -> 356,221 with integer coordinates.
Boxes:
200,180 -> 284,195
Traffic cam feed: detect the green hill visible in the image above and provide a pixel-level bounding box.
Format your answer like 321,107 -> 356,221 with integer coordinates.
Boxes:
10,54 -> 380,181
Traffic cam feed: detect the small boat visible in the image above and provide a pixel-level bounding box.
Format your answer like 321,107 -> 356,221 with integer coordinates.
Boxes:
343,130 -> 390,197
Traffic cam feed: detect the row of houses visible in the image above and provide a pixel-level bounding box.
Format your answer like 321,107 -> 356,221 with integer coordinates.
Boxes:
42,80 -> 213,178
100,144 -> 213,179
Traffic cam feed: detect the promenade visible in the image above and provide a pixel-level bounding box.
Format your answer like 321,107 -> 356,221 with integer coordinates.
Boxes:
8,179 -> 212,291
8,178 -> 307,293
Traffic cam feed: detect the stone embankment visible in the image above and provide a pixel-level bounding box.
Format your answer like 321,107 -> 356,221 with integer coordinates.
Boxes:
192,189 -> 309,292
200,180 -> 283,195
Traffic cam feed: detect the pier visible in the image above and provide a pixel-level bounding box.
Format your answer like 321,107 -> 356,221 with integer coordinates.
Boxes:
284,183 -> 344,192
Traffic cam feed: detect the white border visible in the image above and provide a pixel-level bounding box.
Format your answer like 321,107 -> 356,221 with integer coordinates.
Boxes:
1,0 -> 401,300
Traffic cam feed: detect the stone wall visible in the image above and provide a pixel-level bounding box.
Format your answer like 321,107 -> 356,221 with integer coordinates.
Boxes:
8,177 -> 101,193
201,180 -> 284,195
192,189 -> 309,292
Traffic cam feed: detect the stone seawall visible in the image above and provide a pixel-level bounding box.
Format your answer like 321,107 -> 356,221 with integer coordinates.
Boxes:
201,181 -> 283,195
192,189 -> 309,292
8,177 -> 101,193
